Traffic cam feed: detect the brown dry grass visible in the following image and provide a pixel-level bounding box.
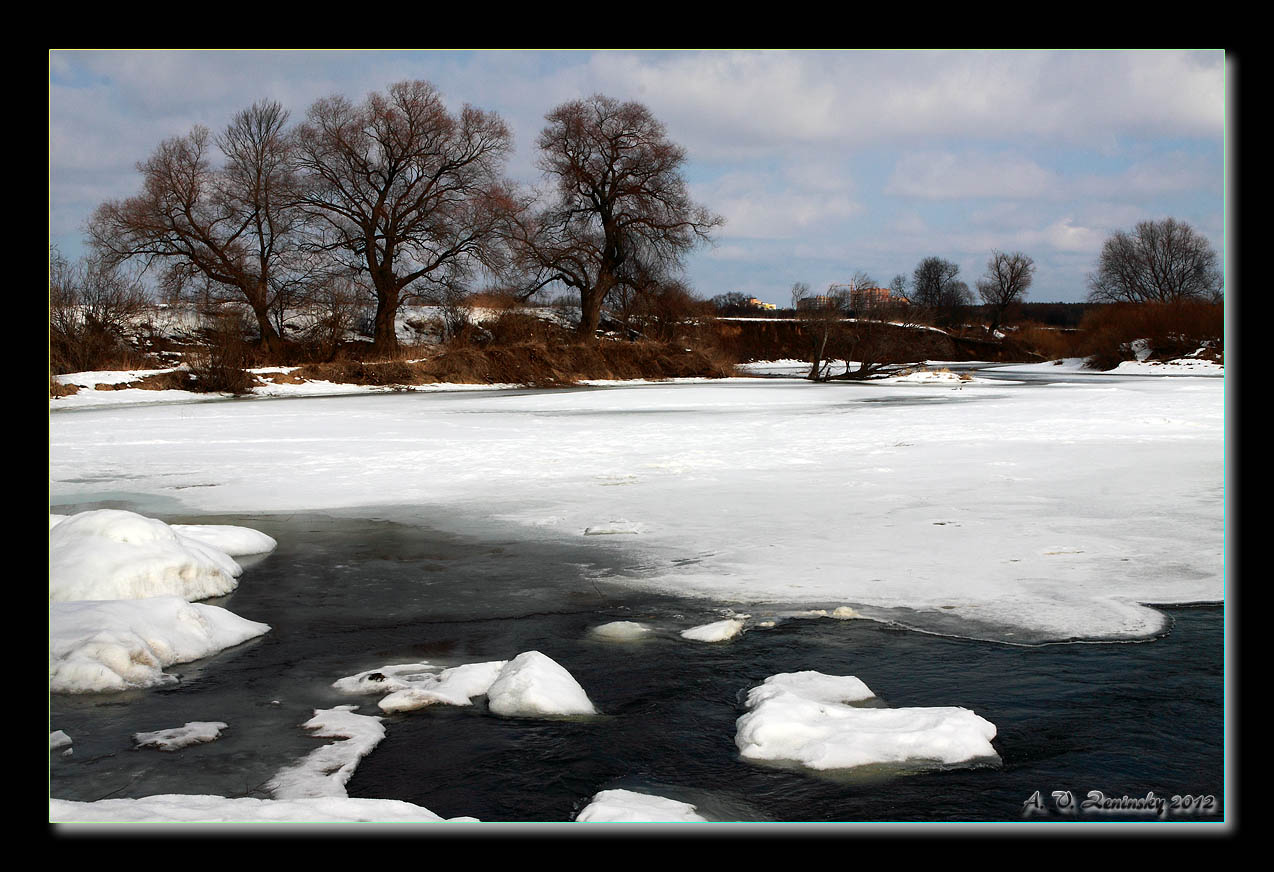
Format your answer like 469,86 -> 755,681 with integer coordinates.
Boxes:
293,340 -> 732,388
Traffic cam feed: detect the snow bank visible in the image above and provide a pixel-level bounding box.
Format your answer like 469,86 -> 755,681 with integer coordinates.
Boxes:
735,671 -> 999,772
681,619 -> 745,642
266,706 -> 386,799
50,795 -> 475,823
486,651 -> 597,718
51,597 -> 271,693
134,721 -> 228,751
50,510 -> 247,602
575,789 -> 707,822
169,524 -> 277,556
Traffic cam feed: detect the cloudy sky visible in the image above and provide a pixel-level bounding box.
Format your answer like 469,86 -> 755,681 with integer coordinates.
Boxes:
49,49 -> 1227,306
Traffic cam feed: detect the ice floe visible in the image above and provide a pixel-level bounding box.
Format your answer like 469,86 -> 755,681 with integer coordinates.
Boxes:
265,706 -> 386,799
735,671 -> 999,772
333,652 -> 595,718
134,721 -> 228,751
486,651 -> 597,718
575,789 -> 707,822
681,619 -> 745,642
50,730 -> 72,753
590,621 -> 654,641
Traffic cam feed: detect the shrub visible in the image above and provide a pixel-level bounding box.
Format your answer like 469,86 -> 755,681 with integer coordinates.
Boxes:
1077,301 -> 1223,370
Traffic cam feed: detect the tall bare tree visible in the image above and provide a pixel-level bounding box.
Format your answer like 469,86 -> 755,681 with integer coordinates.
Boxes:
511,95 -> 722,337
293,80 -> 515,356
88,100 -> 304,354
909,256 -> 972,327
976,250 -> 1034,333
1087,218 -> 1222,304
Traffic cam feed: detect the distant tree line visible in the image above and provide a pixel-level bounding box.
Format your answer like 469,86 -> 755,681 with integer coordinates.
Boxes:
76,84 -> 722,360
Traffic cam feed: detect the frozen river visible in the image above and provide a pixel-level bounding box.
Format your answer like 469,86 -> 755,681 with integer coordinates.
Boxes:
49,366 -> 1227,824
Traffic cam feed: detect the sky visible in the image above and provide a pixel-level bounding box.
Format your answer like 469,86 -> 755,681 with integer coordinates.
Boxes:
48,49 -> 1228,306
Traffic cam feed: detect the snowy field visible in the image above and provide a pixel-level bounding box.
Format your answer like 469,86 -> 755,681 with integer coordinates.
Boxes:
49,358 -> 1225,824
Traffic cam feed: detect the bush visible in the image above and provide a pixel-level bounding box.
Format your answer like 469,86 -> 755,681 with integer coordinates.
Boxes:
186,315 -> 257,394
1077,301 -> 1223,370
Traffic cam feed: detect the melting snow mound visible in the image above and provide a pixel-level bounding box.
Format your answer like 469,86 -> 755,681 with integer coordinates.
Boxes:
591,621 -> 654,641
486,651 -> 597,718
575,789 -> 708,822
51,597 -> 271,693
735,671 -> 999,772
50,509 -> 250,602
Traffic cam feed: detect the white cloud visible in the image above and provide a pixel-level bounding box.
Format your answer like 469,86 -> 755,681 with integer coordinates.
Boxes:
886,152 -> 1058,200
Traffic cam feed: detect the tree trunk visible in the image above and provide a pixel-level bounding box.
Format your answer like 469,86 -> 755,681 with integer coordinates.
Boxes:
371,280 -> 401,357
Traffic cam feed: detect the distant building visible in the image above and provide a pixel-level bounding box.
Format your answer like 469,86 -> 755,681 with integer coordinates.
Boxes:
823,283 -> 908,311
747,297 -> 778,311
796,295 -> 835,311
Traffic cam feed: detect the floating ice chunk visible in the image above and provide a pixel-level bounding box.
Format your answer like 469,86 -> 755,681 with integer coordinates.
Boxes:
332,663 -> 438,695
681,619 -> 745,642
50,730 -> 72,753
50,509 -> 244,602
378,661 -> 508,713
735,671 -> 998,771
590,621 -> 654,641
745,671 -> 876,707
134,721 -> 228,751
830,606 -> 859,619
266,706 -> 386,799
50,795 -> 478,823
486,651 -> 597,718
171,524 -> 278,556
50,597 -> 270,694
576,789 -> 707,822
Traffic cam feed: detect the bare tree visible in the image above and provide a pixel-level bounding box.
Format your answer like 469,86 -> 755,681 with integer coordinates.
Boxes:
976,250 -> 1035,333
909,256 -> 972,326
792,280 -> 895,381
1087,218 -> 1222,304
293,80 -> 515,356
510,95 -> 722,337
89,101 -> 304,355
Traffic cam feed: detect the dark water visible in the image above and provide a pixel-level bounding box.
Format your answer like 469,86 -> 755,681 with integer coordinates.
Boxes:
49,508 -> 1225,825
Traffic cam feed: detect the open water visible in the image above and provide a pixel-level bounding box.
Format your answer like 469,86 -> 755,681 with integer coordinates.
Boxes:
49,507 -> 1225,825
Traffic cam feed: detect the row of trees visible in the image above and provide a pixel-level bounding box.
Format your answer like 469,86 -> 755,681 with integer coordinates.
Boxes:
84,84 -> 722,358
785,213 -> 1221,335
